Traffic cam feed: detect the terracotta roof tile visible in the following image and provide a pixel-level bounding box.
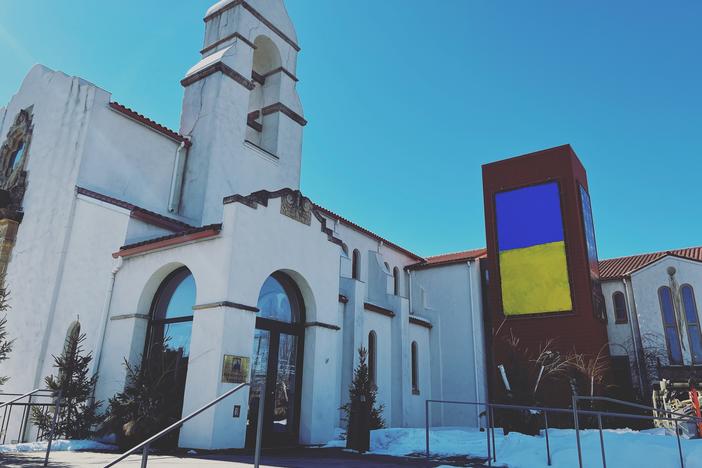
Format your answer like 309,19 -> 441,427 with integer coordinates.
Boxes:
76,186 -> 193,232
109,102 -> 191,147
407,248 -> 487,270
115,224 -> 222,258
598,246 -> 702,280
313,204 -> 424,261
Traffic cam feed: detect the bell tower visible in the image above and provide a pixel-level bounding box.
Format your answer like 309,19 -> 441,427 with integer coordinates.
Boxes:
179,0 -> 306,225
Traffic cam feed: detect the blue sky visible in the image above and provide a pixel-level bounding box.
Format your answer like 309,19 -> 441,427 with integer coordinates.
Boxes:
0,1 -> 700,259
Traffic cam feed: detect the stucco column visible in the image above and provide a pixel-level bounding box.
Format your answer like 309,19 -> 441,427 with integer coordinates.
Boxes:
179,302 -> 257,449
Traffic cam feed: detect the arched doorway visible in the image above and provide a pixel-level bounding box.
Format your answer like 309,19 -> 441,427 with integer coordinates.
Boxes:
143,267 -> 195,444
247,272 -> 305,447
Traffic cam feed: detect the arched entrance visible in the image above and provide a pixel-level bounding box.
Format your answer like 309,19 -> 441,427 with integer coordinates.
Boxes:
143,267 -> 195,445
247,272 -> 305,447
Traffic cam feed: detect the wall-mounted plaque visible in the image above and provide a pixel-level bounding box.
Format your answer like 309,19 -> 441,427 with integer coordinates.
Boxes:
222,355 -> 249,384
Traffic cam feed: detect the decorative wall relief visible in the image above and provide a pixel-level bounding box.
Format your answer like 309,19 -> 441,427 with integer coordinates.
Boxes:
0,108 -> 33,223
280,191 -> 312,226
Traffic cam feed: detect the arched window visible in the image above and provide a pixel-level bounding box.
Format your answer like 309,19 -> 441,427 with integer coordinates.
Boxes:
352,249 -> 361,280
145,267 -> 196,375
256,274 -> 302,323
393,267 -> 400,296
658,286 -> 683,365
612,291 -> 628,324
7,141 -> 25,176
411,341 -> 419,394
246,35 -> 282,155
368,331 -> 377,386
681,285 -> 702,364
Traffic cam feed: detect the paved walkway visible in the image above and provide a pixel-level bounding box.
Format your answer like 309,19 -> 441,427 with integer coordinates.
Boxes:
0,448 -> 492,467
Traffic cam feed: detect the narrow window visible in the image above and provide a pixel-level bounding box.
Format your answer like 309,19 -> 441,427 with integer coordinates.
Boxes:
681,285 -> 702,364
352,249 -> 361,280
411,341 -> 419,394
368,331 -> 377,386
393,267 -> 400,296
659,286 -> 683,365
612,291 -> 628,324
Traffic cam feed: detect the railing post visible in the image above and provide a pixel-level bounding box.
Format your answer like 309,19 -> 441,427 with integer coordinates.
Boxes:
424,399 -> 429,460
490,406 -> 496,462
43,390 -> 62,467
597,413 -> 606,468
254,379 -> 266,468
140,443 -> 150,468
485,403 -> 492,466
675,420 -> 684,468
544,411 -> 551,466
572,394 -> 583,468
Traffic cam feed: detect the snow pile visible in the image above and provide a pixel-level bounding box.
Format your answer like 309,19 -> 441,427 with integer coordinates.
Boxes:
0,439 -> 116,453
328,426 -> 702,468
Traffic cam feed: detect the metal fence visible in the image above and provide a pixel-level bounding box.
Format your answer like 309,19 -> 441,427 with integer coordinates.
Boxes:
0,388 -> 63,467
425,396 -> 702,468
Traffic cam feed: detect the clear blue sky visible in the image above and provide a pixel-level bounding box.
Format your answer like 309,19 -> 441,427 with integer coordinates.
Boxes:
1,1 -> 700,259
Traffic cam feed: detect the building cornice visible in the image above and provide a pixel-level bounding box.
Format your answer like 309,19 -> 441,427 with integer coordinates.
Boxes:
181,61 -> 255,90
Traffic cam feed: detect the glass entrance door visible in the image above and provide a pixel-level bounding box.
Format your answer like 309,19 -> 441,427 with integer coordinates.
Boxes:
246,273 -> 305,448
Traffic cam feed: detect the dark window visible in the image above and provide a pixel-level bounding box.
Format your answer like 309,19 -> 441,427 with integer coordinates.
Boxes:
411,341 -> 419,394
8,141 -> 25,175
368,331 -> 377,386
352,249 -> 361,280
146,267 -> 195,365
681,285 -> 702,364
612,291 -> 628,324
659,286 -> 683,365
393,267 -> 400,296
257,275 -> 300,323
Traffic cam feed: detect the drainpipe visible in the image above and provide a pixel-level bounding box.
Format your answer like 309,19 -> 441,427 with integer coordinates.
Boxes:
168,141 -> 187,213
467,260 -> 482,427
623,277 -> 645,392
92,256 -> 123,382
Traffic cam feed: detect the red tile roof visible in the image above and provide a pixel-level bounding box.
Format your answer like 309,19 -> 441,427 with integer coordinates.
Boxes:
114,224 -> 222,258
109,102 -> 191,147
598,246 -> 702,280
407,248 -> 487,270
313,204 -> 424,261
76,186 -> 193,232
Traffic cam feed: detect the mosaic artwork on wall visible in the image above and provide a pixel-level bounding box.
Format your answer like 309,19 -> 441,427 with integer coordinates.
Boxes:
495,181 -> 572,315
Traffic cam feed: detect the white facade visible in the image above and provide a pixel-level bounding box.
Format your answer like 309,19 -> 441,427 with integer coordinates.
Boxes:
0,0 -> 488,448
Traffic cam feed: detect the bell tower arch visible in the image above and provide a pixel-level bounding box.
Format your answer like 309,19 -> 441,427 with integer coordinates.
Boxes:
179,0 -> 306,225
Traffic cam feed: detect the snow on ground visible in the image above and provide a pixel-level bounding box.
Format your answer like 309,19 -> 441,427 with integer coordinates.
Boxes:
326,426 -> 702,467
0,439 -> 116,453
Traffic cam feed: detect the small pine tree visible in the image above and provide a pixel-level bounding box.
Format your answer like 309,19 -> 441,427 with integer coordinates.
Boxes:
341,347 -> 385,431
0,285 -> 14,388
31,331 -> 100,439
100,340 -> 187,449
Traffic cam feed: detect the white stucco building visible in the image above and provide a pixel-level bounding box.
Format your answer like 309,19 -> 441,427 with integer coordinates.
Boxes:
0,0 -> 488,448
599,248 -> 702,398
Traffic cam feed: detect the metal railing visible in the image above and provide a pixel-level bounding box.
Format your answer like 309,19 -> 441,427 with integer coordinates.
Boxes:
105,381 -> 257,468
425,397 -> 702,468
0,388 -> 63,467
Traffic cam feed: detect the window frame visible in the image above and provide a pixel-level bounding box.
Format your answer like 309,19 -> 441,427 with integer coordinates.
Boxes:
658,285 -> 683,366
612,291 -> 628,324
411,341 -> 419,394
681,284 -> 702,365
368,330 -> 377,387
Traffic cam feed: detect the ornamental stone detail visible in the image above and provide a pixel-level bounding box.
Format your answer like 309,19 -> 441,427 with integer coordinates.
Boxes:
0,108 -> 33,223
280,191 -> 312,226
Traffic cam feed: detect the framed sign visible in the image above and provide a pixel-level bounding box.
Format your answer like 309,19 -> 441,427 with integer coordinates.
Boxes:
222,355 -> 249,384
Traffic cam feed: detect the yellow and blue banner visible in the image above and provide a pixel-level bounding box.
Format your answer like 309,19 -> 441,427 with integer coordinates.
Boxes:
495,181 -> 572,316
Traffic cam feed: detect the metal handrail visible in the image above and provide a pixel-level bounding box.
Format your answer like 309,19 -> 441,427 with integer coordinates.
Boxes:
425,397 -> 697,468
576,395 -> 701,421
104,382 -> 250,467
0,388 -> 43,409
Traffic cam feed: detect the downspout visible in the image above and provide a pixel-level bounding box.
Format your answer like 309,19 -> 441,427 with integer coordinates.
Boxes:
168,141 -> 187,213
623,277 -> 645,392
467,260 -> 482,427
92,256 -> 123,382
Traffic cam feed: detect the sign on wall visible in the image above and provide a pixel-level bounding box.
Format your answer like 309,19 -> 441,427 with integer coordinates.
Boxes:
222,355 -> 250,384
495,181 -> 572,315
